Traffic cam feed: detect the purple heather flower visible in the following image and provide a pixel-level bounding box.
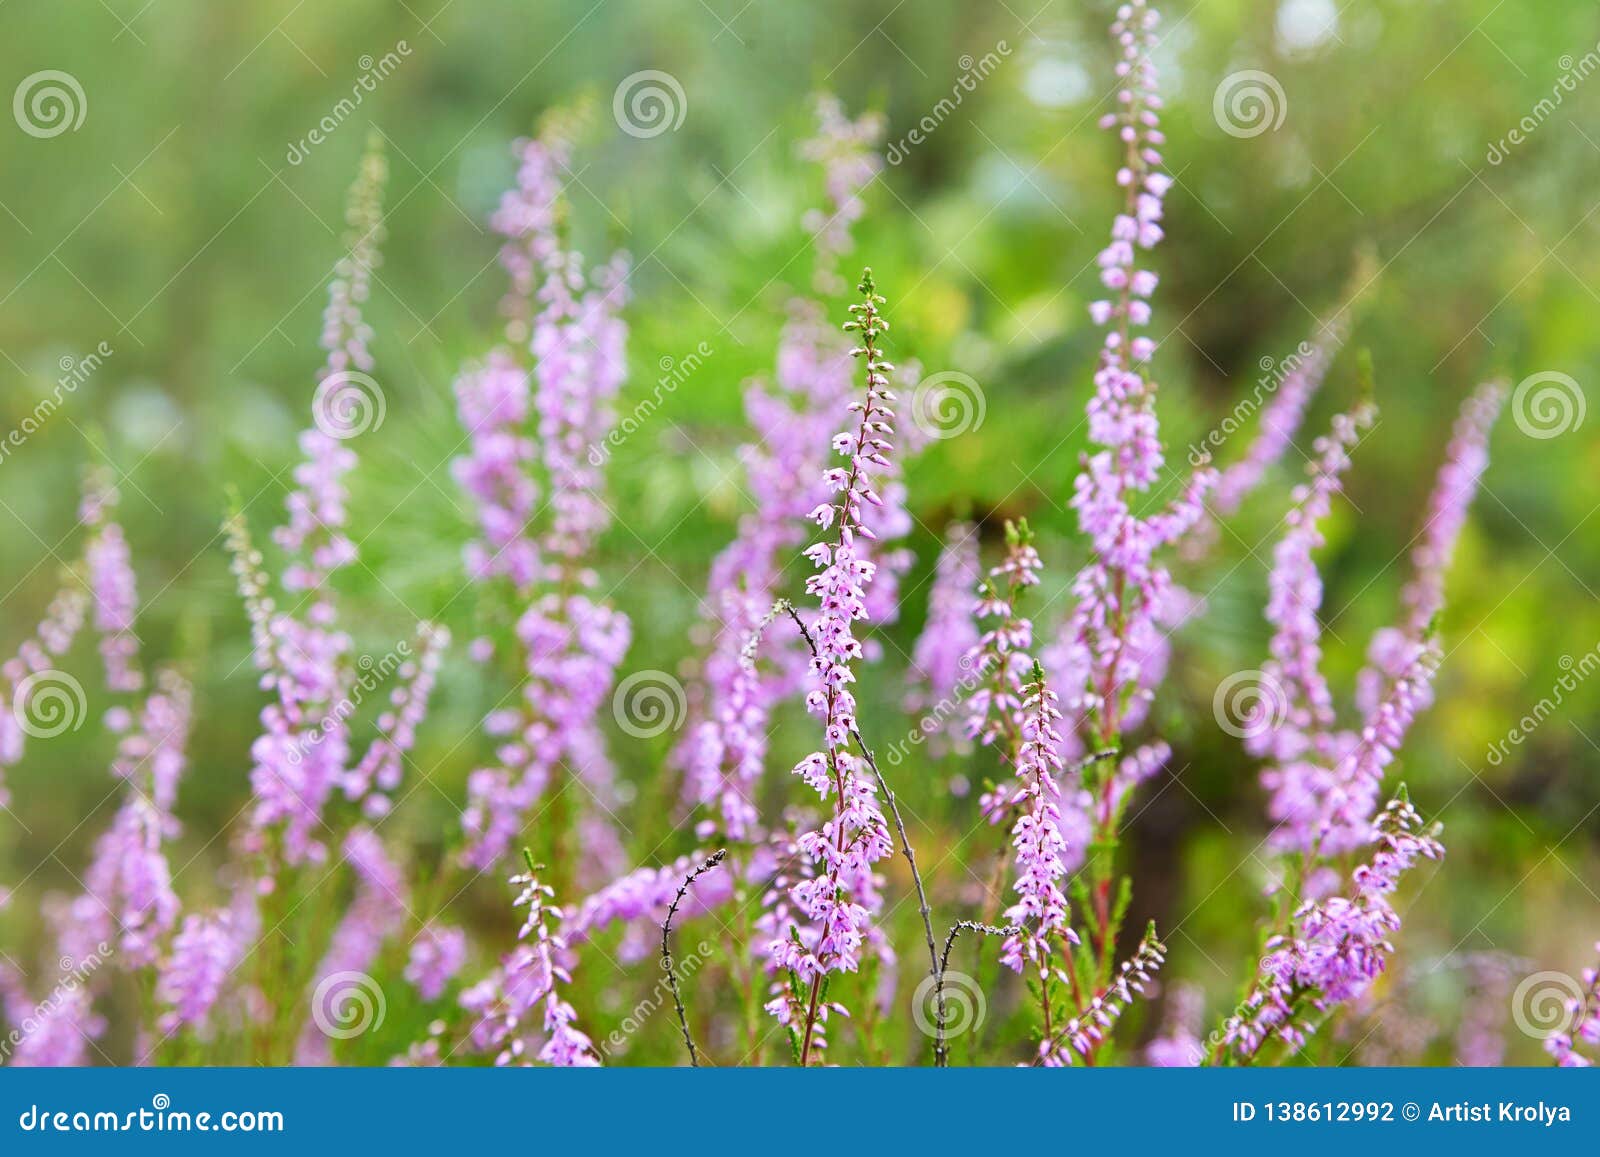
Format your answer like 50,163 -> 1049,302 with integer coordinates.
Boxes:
343,622 -> 449,817
1060,1 -> 1216,754
452,350 -> 540,590
1395,382 -> 1505,635
1041,926 -> 1166,1066
677,100 -> 883,842
297,827 -> 408,1063
1252,404 -> 1376,767
566,850 -> 735,962
80,797 -> 180,968
0,970 -> 106,1067
273,143 -> 386,602
765,271 -> 897,1053
157,910 -> 246,1036
1146,982 -> 1205,1066
462,866 -> 596,1067
1544,944 -> 1600,1067
676,305 -> 856,840
1000,669 -> 1079,979
455,132 -> 634,872
0,585 -> 88,806
1356,383 -> 1504,716
1222,794 -> 1443,1060
965,522 -> 1043,759
110,668 -> 192,821
81,481 -> 143,695
904,521 -> 981,750
1209,311 -> 1353,518
241,143 -> 387,868
406,925 -> 468,1002
798,95 -> 885,295
1451,951 -> 1525,1067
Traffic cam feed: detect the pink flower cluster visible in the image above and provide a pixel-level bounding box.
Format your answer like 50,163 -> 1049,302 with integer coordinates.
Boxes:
1223,795 -> 1444,1058
460,865 -> 595,1067
454,130 -> 634,872
1252,386 -> 1501,861
904,521 -> 981,748
1059,0 -> 1214,751
999,670 -> 1078,976
1545,946 -> 1600,1067
678,101 -> 886,841
765,272 -> 897,1058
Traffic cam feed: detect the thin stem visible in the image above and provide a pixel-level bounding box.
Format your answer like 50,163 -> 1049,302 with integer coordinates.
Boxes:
934,920 -> 1018,1067
662,848 -> 727,1067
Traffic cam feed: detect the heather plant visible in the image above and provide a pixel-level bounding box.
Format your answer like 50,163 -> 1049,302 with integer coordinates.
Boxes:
2,0 -> 1590,1072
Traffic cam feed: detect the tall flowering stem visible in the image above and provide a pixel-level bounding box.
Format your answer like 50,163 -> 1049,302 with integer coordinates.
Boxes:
661,849 -> 727,1066
1356,382 -> 1504,715
1254,405 -> 1374,767
778,599 -> 941,1063
245,140 -> 387,868
1033,923 -> 1165,1066
460,852 -> 597,1067
1060,0 -> 1211,985
81,473 -> 142,696
966,520 -> 1042,772
676,98 -> 884,842
455,128 -> 633,877
999,664 -> 1081,1053
1202,252 -> 1377,526
769,269 -> 897,1066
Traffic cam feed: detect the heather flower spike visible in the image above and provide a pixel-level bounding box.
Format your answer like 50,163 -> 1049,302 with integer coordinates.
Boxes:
999,664 -> 1080,1049
905,520 -> 981,750
1218,791 -> 1443,1062
460,851 -> 597,1068
244,139 -> 388,869
768,268 -> 897,1064
455,126 -> 633,873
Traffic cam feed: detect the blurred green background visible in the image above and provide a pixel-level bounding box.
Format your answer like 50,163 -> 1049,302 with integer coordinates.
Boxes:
2,0 -> 1599,1063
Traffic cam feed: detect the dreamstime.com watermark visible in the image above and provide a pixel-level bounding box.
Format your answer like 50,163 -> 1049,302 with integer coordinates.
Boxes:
1486,41 -> 1600,165
1510,969 -> 1589,1041
0,943 -> 112,1064
1213,70 -> 1287,139
611,669 -> 688,740
0,342 -> 113,465
1485,642 -> 1600,767
909,370 -> 985,441
883,654 -> 981,767
911,970 -> 987,1039
13,70 -> 86,138
612,70 -> 687,139
311,370 -> 386,439
17,1095 -> 283,1135
286,42 -> 413,165
599,939 -> 713,1057
588,341 -> 712,465
1213,669 -> 1289,740
1187,342 -> 1314,466
9,669 -> 88,740
885,43 -> 1012,165
287,641 -> 413,766
1510,371 -> 1584,440
311,970 -> 386,1039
